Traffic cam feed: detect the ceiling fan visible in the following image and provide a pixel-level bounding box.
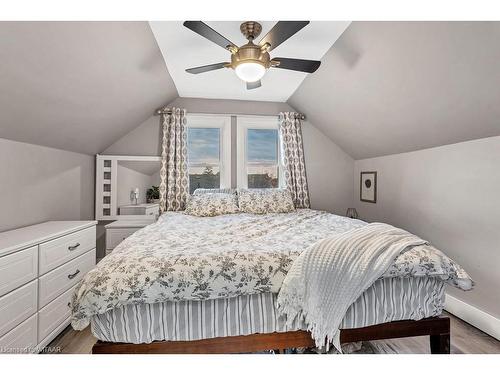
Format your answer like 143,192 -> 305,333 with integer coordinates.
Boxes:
183,21 -> 322,90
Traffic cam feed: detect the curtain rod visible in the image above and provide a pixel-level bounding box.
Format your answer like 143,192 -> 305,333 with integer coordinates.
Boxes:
155,107 -> 172,115
154,107 -> 306,120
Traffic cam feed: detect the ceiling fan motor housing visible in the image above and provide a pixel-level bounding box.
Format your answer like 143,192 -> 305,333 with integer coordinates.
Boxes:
240,21 -> 262,41
230,42 -> 271,70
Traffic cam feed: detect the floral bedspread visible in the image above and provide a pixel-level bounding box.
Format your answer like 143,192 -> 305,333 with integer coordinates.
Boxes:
71,209 -> 472,330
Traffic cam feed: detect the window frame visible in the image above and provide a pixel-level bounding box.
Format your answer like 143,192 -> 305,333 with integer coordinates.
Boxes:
186,114 -> 232,192
236,116 -> 284,189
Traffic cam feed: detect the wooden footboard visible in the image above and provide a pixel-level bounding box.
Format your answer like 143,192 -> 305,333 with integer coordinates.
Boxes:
92,315 -> 450,354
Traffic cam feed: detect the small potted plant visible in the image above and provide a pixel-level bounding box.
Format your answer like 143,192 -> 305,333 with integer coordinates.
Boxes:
146,186 -> 160,204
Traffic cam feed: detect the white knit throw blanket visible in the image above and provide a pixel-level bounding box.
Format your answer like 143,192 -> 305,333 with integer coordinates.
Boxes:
276,223 -> 428,353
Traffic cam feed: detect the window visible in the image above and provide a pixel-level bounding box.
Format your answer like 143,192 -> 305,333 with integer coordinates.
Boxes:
185,115 -> 283,193
186,115 -> 231,194
237,117 -> 283,189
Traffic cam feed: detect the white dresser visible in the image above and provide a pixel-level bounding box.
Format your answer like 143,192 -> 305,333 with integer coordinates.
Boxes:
0,221 -> 97,353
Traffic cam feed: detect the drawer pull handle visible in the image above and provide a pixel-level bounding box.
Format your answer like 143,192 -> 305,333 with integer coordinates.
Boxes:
68,269 -> 80,279
68,243 -> 81,251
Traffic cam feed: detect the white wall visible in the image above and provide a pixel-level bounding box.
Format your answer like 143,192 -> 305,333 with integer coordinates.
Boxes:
103,98 -> 355,215
103,97 -> 298,157
116,165 -> 153,208
302,122 -> 354,215
103,115 -> 163,157
0,138 -> 95,232
354,136 -> 500,318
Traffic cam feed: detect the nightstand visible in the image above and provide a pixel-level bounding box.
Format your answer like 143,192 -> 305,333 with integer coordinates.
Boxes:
119,203 -> 159,218
104,219 -> 154,256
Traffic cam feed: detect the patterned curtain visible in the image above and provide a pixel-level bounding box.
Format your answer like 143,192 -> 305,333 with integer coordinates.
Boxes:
279,112 -> 310,208
159,108 -> 188,213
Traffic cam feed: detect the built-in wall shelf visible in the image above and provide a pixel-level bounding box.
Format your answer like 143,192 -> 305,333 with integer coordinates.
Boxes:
95,155 -> 162,221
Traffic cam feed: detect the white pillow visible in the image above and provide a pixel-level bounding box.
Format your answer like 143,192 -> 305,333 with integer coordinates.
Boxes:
185,193 -> 239,217
238,188 -> 295,214
193,188 -> 236,195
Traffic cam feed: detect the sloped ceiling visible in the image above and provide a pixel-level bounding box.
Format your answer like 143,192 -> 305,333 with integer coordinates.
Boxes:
119,160 -> 160,176
2,22 -> 499,160
0,22 -> 178,155
288,22 -> 500,159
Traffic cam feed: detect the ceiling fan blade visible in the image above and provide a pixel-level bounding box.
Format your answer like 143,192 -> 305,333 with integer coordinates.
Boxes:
272,57 -> 321,73
185,62 -> 228,74
183,21 -> 237,51
259,21 -> 309,51
246,80 -> 262,90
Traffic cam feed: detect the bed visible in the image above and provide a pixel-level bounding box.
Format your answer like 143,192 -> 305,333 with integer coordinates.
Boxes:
71,209 -> 472,354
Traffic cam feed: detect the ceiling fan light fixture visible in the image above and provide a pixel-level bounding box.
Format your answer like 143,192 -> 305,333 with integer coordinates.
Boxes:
184,21 -> 321,90
234,61 -> 266,83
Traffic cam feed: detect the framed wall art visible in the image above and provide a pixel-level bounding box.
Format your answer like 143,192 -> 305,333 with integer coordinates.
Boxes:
360,171 -> 377,203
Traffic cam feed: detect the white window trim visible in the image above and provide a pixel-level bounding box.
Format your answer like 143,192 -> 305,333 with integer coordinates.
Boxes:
236,116 -> 283,189
186,114 -> 232,190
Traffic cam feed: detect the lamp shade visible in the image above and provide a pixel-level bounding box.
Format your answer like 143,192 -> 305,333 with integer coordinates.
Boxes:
346,208 -> 359,219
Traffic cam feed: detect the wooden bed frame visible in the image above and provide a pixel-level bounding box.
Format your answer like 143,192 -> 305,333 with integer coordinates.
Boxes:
92,315 -> 450,354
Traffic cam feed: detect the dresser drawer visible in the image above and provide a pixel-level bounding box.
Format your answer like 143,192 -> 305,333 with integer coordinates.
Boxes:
0,280 -> 38,337
39,249 -> 95,308
0,245 -> 38,297
106,228 -> 139,250
39,226 -> 96,275
0,313 -> 38,354
38,286 -> 75,344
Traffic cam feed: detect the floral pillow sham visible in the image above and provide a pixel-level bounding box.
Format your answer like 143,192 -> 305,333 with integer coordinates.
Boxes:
185,193 -> 239,217
238,188 -> 295,214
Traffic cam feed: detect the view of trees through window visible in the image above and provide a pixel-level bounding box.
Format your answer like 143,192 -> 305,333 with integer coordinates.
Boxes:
187,127 -> 221,194
246,128 -> 279,188
188,166 -> 220,194
247,165 -> 278,188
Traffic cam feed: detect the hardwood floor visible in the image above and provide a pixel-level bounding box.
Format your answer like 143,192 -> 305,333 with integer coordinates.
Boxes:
47,326 -> 96,354
47,312 -> 500,354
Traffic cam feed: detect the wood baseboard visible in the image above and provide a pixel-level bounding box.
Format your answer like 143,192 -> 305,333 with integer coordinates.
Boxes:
445,293 -> 500,340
